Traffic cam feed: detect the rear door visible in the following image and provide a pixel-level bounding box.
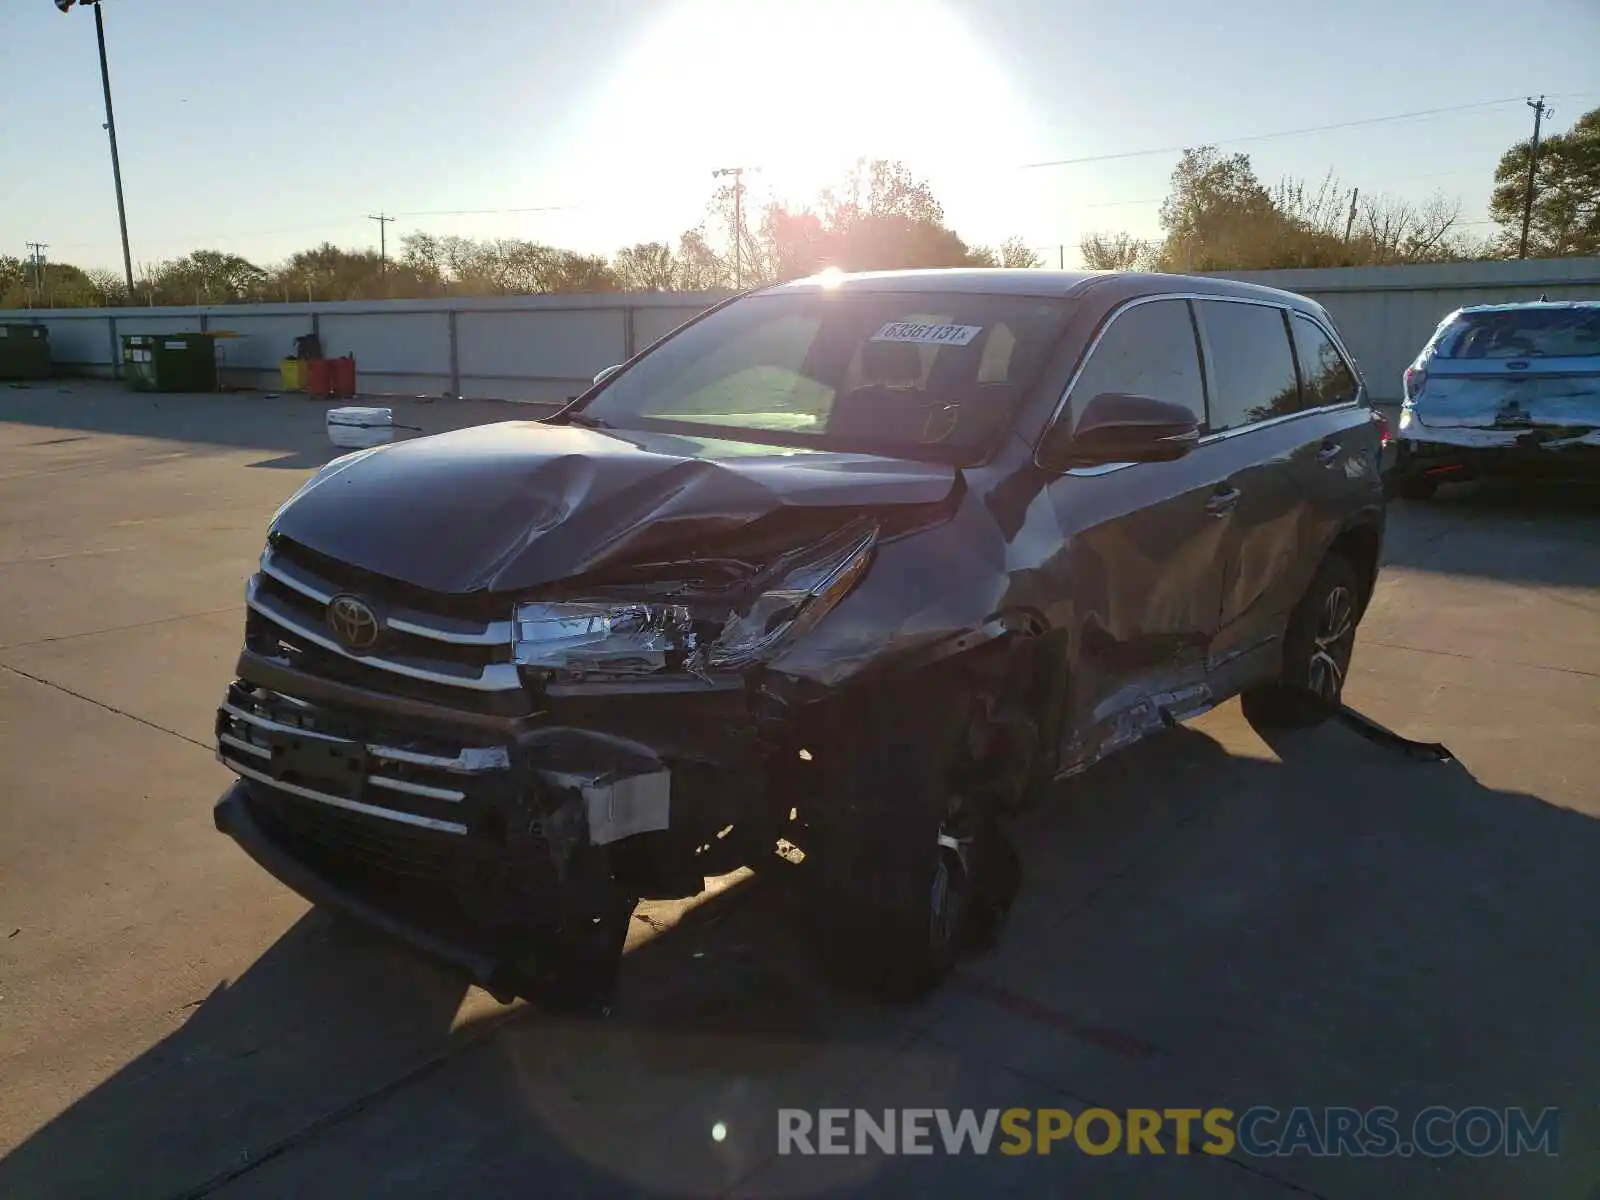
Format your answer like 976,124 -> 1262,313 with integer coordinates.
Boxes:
1196,300 -> 1377,675
1039,296 -> 1237,768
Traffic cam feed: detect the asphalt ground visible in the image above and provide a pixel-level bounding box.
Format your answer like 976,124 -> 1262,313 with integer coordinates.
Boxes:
1,382 -> 1597,1199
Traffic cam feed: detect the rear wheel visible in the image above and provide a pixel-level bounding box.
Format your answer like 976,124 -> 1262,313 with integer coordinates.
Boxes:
1241,553 -> 1362,730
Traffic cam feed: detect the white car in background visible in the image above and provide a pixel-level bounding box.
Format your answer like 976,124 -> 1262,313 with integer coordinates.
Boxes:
1391,300 -> 1600,498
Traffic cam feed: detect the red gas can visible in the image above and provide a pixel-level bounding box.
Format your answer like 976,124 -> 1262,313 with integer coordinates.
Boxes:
304,358 -> 333,397
330,355 -> 357,399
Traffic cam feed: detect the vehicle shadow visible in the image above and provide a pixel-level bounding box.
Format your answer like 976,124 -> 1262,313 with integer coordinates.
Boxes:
3,718 -> 1596,1199
0,385 -> 551,462
1383,477 -> 1600,589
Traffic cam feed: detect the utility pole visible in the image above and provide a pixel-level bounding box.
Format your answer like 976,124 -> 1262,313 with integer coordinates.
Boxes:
712,167 -> 758,289
1518,96 -> 1550,259
25,243 -> 49,292
1343,187 -> 1360,243
56,3 -> 136,294
368,213 -> 396,273
1058,245 -> 1065,270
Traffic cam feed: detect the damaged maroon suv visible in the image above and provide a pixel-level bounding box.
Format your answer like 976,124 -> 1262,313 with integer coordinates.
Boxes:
214,269 -> 1386,1012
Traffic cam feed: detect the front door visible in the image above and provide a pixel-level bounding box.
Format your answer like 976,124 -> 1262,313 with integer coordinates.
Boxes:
1039,297 -> 1237,771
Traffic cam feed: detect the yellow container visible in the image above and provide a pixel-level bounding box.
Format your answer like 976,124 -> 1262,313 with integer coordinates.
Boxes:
279,358 -> 307,392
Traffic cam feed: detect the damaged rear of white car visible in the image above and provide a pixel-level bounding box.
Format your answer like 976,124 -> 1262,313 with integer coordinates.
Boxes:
1392,300 -> 1600,498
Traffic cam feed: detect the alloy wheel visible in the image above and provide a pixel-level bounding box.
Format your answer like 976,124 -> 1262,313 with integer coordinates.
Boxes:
1307,584 -> 1355,702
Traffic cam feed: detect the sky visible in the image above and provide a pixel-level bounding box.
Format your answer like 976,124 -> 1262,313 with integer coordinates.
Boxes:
1,0 -> 1596,275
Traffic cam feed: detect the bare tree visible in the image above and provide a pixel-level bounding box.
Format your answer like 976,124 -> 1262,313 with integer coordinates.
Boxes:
83,267 -> 129,306
1078,231 -> 1159,271
1354,191 -> 1467,263
613,242 -> 680,290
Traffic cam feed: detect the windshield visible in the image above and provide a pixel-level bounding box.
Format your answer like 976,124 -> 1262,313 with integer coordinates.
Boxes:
575,291 -> 1074,463
1435,308 -> 1600,360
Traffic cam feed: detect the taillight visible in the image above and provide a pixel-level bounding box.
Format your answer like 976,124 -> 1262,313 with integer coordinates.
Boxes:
1370,408 -> 1392,448
1403,366 -> 1426,400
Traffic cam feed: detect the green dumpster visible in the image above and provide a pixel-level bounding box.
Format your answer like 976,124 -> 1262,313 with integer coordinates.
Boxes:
0,323 -> 51,380
120,332 -> 218,393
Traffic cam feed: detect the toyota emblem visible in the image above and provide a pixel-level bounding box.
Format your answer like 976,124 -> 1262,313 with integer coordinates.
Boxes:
326,594 -> 381,652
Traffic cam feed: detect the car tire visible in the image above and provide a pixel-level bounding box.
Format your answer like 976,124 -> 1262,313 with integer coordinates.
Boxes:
1241,552 -> 1363,730
800,680 -> 1015,999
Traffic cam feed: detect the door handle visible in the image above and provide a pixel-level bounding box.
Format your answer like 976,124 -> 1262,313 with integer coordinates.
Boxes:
1316,441 -> 1342,466
1205,486 -> 1240,516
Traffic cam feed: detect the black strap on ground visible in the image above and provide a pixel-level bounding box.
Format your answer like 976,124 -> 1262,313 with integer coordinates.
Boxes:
1333,702 -> 1454,762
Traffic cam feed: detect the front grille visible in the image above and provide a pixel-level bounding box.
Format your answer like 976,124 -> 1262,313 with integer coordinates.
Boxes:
246,541 -> 525,704
251,787 -> 464,881
215,682 -> 516,840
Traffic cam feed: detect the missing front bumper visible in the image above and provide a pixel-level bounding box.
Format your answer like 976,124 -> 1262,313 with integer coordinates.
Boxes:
215,781 -> 636,1010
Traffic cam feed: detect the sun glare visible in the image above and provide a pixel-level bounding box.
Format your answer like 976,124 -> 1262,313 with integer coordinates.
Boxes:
561,0 -> 1049,231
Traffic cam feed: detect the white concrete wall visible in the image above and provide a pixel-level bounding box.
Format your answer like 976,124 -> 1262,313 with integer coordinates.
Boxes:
2,293 -> 729,397
1213,257 -> 1600,401
7,260 -> 1596,403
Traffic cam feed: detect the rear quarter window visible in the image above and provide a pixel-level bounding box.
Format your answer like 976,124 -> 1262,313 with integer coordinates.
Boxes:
1291,315 -> 1360,408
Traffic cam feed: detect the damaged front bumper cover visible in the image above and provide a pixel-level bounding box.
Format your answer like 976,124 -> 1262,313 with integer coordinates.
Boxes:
211,658 -> 777,1010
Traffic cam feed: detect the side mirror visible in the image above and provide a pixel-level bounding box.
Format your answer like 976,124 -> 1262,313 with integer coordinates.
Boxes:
593,363 -> 624,387
1042,392 -> 1201,469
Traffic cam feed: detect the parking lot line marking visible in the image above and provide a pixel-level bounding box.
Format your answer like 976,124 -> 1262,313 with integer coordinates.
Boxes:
0,605 -> 239,651
0,662 -> 212,752
954,977 -> 1163,1061
0,547 -> 138,566
1367,638 -> 1600,680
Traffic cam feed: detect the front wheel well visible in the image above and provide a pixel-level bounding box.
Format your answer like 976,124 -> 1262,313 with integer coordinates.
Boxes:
1326,521 -> 1381,615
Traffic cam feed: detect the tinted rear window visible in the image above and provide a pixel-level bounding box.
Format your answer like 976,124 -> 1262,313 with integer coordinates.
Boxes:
1435,308 -> 1600,359
1195,300 -> 1300,431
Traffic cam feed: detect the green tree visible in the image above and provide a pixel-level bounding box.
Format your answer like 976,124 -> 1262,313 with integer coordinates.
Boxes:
1082,150 -> 1479,273
1489,105 -> 1600,257
1156,146 -> 1284,271
144,250 -> 269,304
0,259 -> 104,308
269,243 -> 388,301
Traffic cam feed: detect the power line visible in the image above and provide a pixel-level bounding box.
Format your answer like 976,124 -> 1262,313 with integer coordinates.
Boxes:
27,89 -> 1589,267
390,204 -> 581,218
1019,95 -> 1541,171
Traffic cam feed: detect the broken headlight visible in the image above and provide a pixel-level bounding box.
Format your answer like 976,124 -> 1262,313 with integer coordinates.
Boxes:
700,519 -> 878,670
511,520 -> 878,677
512,601 -> 694,674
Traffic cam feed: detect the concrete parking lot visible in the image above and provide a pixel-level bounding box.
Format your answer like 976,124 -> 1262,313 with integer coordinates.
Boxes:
1,382 -> 1597,1200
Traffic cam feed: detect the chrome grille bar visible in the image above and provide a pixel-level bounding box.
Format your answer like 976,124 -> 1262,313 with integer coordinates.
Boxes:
223,698 -> 510,773
369,775 -> 466,803
246,576 -> 522,693
221,758 -> 469,835
260,547 -> 513,647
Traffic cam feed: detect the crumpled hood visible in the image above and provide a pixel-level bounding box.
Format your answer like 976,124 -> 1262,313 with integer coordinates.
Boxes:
270,420 -> 959,594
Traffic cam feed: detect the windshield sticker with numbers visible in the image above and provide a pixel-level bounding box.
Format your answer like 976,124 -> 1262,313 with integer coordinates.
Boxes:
869,321 -> 983,347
